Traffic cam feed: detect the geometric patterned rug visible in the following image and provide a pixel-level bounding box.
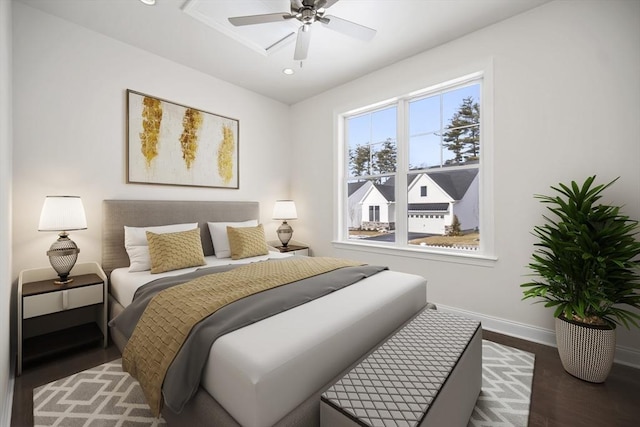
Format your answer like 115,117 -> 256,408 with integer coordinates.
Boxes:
33,360 -> 167,426
468,341 -> 535,427
33,340 -> 534,427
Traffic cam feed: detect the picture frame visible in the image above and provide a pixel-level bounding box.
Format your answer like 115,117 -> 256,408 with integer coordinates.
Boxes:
126,89 -> 239,189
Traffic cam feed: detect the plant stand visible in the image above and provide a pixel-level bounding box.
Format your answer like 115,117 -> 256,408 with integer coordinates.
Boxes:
555,316 -> 616,383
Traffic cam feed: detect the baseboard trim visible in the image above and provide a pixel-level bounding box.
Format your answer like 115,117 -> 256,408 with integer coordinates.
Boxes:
1,376 -> 14,426
437,304 -> 640,369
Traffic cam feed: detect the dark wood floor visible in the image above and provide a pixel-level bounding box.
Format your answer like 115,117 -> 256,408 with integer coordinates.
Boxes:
12,344 -> 121,427
11,331 -> 640,427
483,331 -> 640,427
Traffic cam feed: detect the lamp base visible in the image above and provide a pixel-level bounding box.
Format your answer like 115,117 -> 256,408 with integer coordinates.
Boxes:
277,221 -> 294,247
47,231 -> 80,285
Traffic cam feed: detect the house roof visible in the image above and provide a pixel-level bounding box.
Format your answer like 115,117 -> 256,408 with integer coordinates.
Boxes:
410,167 -> 479,200
408,203 -> 449,212
374,183 -> 396,202
348,181 -> 368,197
428,168 -> 478,200
350,166 -> 478,203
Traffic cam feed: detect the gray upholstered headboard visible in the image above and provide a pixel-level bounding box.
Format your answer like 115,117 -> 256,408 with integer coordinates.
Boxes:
102,200 -> 260,277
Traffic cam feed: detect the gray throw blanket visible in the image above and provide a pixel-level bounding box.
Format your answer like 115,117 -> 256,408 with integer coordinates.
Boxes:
109,260 -> 387,414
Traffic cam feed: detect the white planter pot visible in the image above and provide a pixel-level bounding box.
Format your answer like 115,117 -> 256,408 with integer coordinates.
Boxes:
555,316 -> 616,383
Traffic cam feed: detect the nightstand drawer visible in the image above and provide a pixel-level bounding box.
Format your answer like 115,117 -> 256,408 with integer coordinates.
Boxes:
23,284 -> 103,319
289,248 -> 309,256
271,243 -> 310,256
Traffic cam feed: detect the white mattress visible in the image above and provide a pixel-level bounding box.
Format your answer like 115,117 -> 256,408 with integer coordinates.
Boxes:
203,270 -> 427,427
109,252 -> 291,308
110,257 -> 427,427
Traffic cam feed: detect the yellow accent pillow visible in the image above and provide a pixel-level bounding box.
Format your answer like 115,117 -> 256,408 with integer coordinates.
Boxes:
227,224 -> 269,260
146,228 -> 206,274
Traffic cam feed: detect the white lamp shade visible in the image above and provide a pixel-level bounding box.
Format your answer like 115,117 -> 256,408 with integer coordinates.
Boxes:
38,196 -> 87,231
272,200 -> 297,220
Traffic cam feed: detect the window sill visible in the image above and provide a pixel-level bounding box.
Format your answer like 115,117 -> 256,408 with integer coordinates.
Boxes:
332,240 -> 498,267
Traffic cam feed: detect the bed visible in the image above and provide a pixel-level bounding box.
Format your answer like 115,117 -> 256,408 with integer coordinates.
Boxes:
102,200 -> 428,427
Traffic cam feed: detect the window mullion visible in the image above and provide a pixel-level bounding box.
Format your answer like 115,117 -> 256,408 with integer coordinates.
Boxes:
395,100 -> 408,246
439,93 -> 444,167
340,116 -> 350,241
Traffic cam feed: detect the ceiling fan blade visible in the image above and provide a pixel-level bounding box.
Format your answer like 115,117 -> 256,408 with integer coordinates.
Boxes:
319,0 -> 340,9
228,13 -> 291,27
290,0 -> 303,13
294,25 -> 312,60
321,15 -> 376,41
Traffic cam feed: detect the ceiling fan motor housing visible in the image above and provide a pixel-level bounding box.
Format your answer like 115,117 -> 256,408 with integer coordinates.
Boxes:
300,8 -> 316,23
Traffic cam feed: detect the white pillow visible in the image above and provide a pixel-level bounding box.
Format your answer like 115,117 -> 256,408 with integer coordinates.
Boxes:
208,220 -> 258,258
124,223 -> 198,272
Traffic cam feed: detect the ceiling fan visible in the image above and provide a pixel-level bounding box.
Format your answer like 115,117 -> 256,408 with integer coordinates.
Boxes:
228,0 -> 376,61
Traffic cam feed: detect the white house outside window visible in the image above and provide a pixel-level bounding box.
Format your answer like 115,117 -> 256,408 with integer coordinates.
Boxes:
341,73 -> 487,256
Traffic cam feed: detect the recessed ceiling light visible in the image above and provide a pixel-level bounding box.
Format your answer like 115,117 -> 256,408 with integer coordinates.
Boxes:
139,0 -> 156,5
282,68 -> 295,75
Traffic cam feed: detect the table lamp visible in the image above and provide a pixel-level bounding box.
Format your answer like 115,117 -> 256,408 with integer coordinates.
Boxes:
272,200 -> 297,247
38,196 -> 87,284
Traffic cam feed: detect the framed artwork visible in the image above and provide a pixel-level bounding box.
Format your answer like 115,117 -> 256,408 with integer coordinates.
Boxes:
126,89 -> 239,189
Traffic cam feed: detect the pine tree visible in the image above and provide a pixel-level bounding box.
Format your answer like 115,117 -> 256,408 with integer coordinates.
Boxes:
349,144 -> 372,176
349,139 -> 397,176
443,97 -> 480,164
373,138 -> 397,174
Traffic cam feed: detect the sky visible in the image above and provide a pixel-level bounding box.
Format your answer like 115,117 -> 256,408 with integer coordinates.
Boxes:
347,83 -> 480,176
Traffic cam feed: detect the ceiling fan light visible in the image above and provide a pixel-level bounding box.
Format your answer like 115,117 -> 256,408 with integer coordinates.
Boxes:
139,0 -> 156,5
283,68 -> 295,75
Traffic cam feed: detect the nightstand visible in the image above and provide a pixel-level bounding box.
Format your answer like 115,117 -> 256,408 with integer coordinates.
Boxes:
17,262 -> 108,375
272,244 -> 309,256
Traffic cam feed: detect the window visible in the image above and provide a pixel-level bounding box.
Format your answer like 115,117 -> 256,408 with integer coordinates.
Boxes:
340,72 -> 489,257
346,106 -> 397,242
369,206 -> 380,222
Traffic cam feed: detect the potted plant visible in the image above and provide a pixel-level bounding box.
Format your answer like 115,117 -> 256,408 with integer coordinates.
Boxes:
522,176 -> 640,383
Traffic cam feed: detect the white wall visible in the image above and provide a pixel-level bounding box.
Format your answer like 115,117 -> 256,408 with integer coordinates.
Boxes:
454,174 -> 479,232
11,2 -> 292,278
0,0 -> 13,422
290,0 -> 640,363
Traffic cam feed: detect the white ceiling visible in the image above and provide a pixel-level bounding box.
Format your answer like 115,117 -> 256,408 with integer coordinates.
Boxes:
16,0 -> 550,104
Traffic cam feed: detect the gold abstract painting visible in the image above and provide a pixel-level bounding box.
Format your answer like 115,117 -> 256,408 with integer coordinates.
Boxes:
127,90 -> 239,189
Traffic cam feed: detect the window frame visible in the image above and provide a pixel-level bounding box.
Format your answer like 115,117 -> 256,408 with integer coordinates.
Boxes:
334,67 -> 496,265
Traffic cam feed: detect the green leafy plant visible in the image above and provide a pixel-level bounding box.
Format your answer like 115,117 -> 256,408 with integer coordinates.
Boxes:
522,176 -> 640,329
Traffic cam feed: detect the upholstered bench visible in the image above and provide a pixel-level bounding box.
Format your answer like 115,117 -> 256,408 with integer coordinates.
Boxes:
320,309 -> 482,427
